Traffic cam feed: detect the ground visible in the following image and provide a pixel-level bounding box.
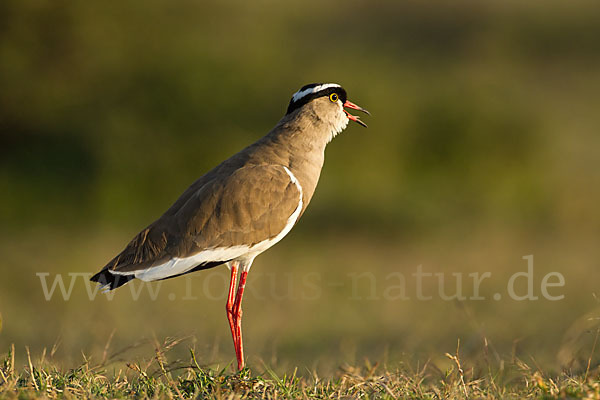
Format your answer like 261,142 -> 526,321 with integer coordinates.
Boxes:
2,340 -> 600,399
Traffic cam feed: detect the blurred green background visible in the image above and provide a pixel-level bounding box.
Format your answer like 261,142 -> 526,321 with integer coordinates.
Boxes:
1,0 -> 600,374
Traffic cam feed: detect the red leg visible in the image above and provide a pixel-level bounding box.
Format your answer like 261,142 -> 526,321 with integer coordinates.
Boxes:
233,270 -> 248,370
225,262 -> 239,354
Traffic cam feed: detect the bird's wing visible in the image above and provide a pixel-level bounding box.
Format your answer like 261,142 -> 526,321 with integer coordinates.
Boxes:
99,164 -> 302,280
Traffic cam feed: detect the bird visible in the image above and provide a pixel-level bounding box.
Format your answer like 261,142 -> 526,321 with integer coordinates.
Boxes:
91,82 -> 369,370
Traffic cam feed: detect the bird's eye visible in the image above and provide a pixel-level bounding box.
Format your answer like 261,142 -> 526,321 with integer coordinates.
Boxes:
329,93 -> 339,102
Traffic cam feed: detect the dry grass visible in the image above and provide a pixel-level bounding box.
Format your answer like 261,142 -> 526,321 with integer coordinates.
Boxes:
2,339 -> 600,399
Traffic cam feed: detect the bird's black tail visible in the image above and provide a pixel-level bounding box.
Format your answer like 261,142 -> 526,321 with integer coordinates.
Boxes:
90,269 -> 134,290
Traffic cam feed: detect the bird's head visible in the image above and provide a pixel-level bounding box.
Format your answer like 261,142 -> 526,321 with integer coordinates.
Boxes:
286,83 -> 370,142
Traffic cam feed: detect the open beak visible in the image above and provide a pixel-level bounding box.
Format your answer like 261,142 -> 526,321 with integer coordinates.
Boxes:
343,100 -> 370,128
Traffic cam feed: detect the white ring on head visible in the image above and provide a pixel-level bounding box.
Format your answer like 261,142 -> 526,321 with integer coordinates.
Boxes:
292,83 -> 341,102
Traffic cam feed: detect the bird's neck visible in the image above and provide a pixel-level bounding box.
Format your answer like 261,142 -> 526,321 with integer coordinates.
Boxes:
258,112 -> 334,210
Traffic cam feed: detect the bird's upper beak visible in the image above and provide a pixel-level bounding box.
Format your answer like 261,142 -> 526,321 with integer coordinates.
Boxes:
343,100 -> 370,128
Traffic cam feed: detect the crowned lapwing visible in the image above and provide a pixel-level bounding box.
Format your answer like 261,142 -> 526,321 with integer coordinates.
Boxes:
91,83 -> 369,370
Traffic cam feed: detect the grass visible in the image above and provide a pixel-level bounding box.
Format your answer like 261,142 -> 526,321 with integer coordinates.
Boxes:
3,230 -> 600,398
2,339 -> 600,399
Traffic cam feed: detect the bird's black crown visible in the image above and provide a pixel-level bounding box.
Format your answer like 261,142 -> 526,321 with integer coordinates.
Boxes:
286,83 -> 347,115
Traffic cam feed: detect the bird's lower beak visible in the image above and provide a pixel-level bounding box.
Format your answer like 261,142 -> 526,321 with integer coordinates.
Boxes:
343,100 -> 370,128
